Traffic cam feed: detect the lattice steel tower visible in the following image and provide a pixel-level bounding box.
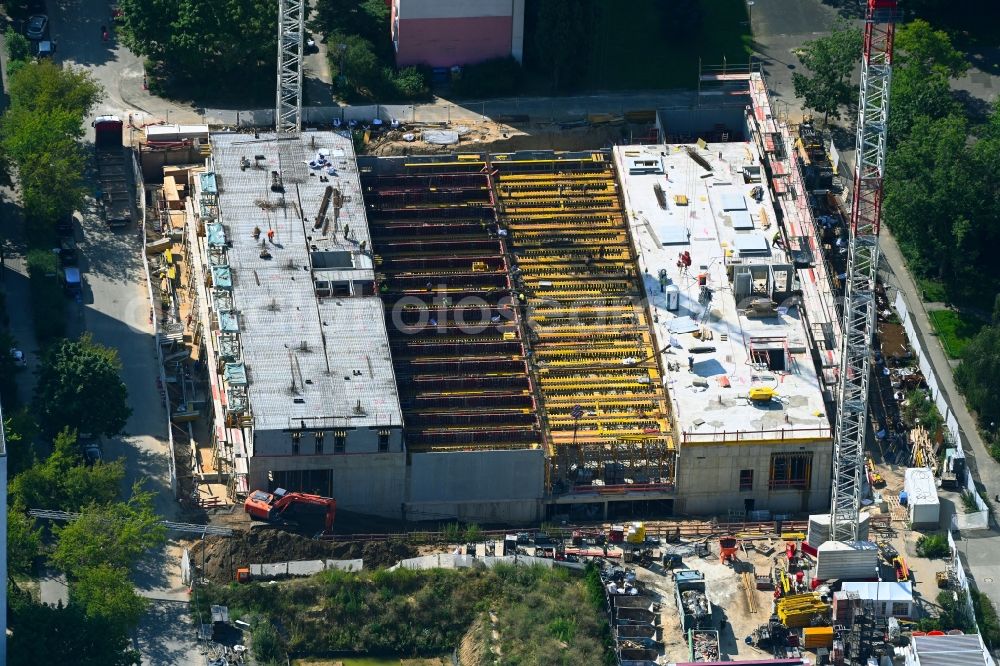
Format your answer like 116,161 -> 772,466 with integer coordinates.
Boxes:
275,0 -> 305,134
829,0 -> 897,542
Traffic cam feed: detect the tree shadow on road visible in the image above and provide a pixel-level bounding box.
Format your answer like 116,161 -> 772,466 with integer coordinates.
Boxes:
134,598 -> 203,666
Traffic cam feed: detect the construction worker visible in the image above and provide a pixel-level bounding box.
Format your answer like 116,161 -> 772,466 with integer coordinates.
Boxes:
267,228 -> 275,244
252,225 -> 261,240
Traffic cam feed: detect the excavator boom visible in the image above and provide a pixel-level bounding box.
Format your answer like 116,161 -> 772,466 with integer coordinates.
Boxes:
244,488 -> 336,533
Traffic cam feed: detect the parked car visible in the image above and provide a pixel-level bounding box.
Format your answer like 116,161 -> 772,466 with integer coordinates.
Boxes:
10,348 -> 26,368
303,33 -> 319,54
25,14 -> 48,40
58,238 -> 77,266
55,214 -> 75,236
79,435 -> 103,464
35,40 -> 55,58
62,266 -> 82,297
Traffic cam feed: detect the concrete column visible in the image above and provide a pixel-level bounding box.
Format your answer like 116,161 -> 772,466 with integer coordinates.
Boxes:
603,500 -> 609,521
510,0 -> 525,62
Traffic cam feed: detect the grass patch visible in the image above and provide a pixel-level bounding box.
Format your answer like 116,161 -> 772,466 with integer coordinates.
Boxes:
928,309 -> 985,359
198,564 -> 613,663
918,277 -> 948,303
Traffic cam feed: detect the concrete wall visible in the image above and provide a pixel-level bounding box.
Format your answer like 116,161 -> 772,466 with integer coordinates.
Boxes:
408,449 -> 544,523
248,450 -> 406,518
253,425 -> 403,456
675,440 -> 833,516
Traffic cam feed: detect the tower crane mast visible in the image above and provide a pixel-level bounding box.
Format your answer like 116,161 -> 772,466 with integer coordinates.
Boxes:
276,0 -> 305,134
829,0 -> 898,543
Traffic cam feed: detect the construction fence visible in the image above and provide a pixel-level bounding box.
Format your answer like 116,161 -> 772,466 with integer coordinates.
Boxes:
947,530 -> 979,629
893,292 -> 989,530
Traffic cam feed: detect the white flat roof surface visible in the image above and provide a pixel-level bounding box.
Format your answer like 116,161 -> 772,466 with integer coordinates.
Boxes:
912,635 -> 992,666
208,130 -> 402,432
840,581 -> 913,602
904,467 -> 940,505
614,142 -> 828,443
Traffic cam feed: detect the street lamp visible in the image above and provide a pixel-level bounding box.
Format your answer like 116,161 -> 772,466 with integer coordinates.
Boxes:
747,1 -> 755,29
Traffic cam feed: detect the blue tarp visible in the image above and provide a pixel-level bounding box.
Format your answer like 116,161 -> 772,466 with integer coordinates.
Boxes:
207,223 -> 227,247
200,172 -> 218,195
223,362 -> 247,385
212,265 -> 232,288
218,311 -> 239,333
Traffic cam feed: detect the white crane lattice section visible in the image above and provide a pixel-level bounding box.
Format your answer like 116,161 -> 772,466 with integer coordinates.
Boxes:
830,1 -> 896,543
275,0 -> 305,134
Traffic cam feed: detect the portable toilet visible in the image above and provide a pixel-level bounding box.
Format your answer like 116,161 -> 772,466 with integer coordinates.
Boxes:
665,284 -> 680,310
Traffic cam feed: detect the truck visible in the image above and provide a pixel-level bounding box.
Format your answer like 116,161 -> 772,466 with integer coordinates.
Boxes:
92,115 -> 132,228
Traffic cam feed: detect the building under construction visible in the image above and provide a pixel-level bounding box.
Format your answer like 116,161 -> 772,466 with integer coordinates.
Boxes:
187,71 -> 837,522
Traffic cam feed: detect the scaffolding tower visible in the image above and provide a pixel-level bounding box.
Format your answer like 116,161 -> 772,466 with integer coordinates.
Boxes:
275,0 -> 305,134
830,0 -> 897,543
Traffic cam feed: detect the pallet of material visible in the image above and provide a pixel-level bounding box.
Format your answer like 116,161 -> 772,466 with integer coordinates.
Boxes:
776,593 -> 829,628
803,626 -> 834,648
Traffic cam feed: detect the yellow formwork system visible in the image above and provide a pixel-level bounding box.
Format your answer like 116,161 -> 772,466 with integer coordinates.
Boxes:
491,153 -> 675,488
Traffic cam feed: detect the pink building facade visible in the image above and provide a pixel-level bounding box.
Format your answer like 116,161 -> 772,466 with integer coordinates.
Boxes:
392,0 -> 525,68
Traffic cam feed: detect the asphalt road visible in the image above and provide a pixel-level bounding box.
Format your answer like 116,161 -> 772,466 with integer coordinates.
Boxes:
32,1 -> 204,662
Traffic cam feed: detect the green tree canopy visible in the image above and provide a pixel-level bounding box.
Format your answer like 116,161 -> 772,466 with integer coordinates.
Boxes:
71,565 -> 149,631
534,0 -> 588,92
956,324 -> 1000,431
311,0 -> 390,56
4,27 -> 30,64
117,0 -> 277,91
50,483 -> 167,574
7,508 -> 42,576
33,334 -> 132,438
8,588 -> 141,666
792,24 -> 863,122
889,19 -> 967,142
10,428 -> 125,511
7,60 -> 101,119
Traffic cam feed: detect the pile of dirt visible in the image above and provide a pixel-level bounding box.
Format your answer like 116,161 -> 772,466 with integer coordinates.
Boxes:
368,123 -> 627,156
190,530 -> 417,583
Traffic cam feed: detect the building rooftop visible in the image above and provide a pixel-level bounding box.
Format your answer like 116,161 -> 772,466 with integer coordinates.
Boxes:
911,634 -> 993,666
614,142 -> 829,446
209,131 -> 402,432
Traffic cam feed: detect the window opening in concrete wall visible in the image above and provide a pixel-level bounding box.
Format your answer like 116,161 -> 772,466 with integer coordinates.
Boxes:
739,469 -> 753,491
334,430 -> 346,453
378,429 -> 390,452
769,452 -> 812,489
315,431 -> 325,454
291,431 -> 301,455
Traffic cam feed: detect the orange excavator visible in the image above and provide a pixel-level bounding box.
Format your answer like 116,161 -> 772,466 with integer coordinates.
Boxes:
243,488 -> 336,535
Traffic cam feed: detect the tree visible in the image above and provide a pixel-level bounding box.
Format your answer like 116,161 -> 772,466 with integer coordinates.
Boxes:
792,24 -> 863,122
117,0 -> 277,94
71,565 -> 149,631
956,325 -> 1000,432
8,587 -> 141,666
50,483 -> 167,574
6,60 -> 101,119
4,27 -> 30,64
8,508 -> 42,576
534,0 -> 588,92
889,20 -> 966,143
33,334 -> 132,438
10,428 -> 125,511
311,0 -> 391,57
